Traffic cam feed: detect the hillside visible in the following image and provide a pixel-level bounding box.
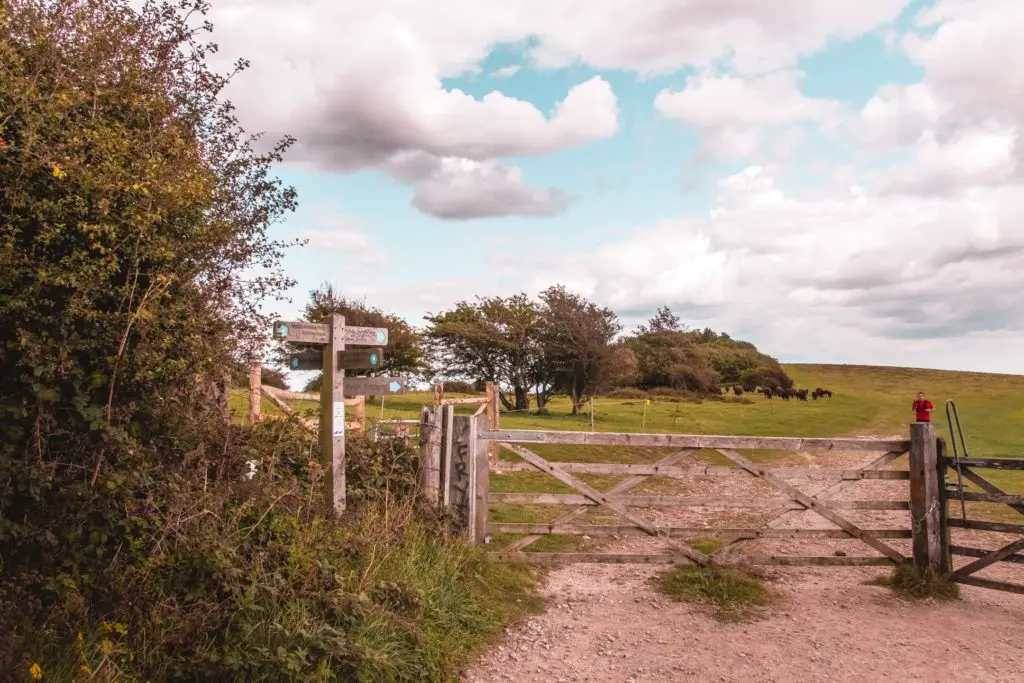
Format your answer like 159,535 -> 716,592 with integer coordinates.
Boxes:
235,363 -> 1024,460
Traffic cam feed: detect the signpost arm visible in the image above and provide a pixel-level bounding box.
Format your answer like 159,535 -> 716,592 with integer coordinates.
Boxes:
320,314 -> 346,515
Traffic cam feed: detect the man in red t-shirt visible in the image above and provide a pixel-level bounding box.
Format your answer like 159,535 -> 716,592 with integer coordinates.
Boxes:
912,392 -> 934,422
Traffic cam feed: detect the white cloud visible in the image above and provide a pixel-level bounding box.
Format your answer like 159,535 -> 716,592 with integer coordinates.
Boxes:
382,151 -> 568,219
530,166 -> 1024,351
492,65 -> 521,78
655,70 -> 839,160
298,215 -> 388,266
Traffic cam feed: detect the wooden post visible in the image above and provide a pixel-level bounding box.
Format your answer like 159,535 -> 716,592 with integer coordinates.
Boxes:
485,381 -> 498,466
474,412 -> 490,546
440,404 -> 455,507
320,314 -> 346,515
909,422 -> 945,576
418,406 -> 442,505
936,436 -> 953,574
433,382 -> 444,408
248,362 -> 262,425
354,395 -> 366,433
448,415 -> 476,539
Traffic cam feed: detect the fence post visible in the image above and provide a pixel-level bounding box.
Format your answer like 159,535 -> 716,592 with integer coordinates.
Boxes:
936,437 -> 953,573
248,362 -> 261,425
474,412 -> 490,546
418,406 -> 442,505
448,415 -> 476,540
485,381 -> 498,466
440,404 -> 455,507
433,382 -> 444,408
909,422 -> 946,576
354,395 -> 366,434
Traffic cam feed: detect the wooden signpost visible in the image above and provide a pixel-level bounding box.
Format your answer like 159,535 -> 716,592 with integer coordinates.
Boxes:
273,316 -> 400,515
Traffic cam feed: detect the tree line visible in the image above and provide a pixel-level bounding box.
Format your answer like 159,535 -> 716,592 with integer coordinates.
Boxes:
281,283 -> 793,414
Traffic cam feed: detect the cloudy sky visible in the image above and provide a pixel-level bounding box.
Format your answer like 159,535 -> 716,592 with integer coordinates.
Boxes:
208,0 -> 1023,374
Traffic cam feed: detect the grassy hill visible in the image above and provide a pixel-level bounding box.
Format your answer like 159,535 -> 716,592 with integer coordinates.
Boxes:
233,363 -> 1024,459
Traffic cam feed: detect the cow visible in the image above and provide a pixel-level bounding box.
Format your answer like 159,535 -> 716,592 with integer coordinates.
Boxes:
796,389 -> 809,401
732,385 -> 744,396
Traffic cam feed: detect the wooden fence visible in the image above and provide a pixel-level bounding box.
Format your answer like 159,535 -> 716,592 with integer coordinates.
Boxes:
417,414 -> 959,574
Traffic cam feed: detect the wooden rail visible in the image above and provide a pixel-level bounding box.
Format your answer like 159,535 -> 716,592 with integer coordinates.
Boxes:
480,429 -> 910,452
492,461 -> 910,480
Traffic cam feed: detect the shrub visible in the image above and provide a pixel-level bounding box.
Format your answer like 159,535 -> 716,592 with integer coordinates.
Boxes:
868,565 -> 960,602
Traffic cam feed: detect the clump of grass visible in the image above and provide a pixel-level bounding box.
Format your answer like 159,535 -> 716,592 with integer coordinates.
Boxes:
868,564 -> 960,601
687,538 -> 724,555
655,565 -> 770,622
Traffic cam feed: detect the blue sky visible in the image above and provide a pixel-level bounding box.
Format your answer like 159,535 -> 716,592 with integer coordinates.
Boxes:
214,0 -> 1024,376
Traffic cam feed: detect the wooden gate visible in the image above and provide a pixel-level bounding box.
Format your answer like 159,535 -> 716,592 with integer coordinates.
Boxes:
420,414 -> 959,569
481,429 -> 916,567
943,451 -> 1024,594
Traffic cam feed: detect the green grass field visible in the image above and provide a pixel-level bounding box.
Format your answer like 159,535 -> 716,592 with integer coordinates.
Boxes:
232,363 -> 1024,544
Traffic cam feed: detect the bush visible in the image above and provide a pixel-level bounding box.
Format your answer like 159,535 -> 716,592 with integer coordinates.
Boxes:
868,565 -> 960,602
441,380 -> 479,394
3,422 -> 538,681
603,387 -> 648,399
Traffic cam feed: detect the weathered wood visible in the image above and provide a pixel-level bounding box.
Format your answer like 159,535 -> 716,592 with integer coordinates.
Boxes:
440,404 -> 455,507
950,545 -> 1024,565
959,467 -> 1024,518
951,537 -> 1024,578
940,457 -> 1024,471
433,382 -> 443,407
447,415 -> 476,538
482,430 -> 909,452
248,361 -> 261,425
952,575 -> 1024,595
505,444 -> 711,566
273,320 -> 329,344
352,395 -> 365,433
489,493 -> 909,509
439,397 -> 489,405
908,423 -> 944,574
486,382 -> 498,466
338,347 -> 384,370
954,491 -> 1024,505
418,406 -> 442,505
489,553 -> 898,567
490,461 -> 910,480
262,386 -> 319,401
260,386 -> 317,435
765,451 -> 907,532
948,519 -> 1024,534
474,413 -> 489,546
936,438 -> 953,573
715,448 -> 906,563
488,523 -> 914,539
344,377 -> 404,397
320,314 -> 346,515
507,450 -> 693,553
342,325 -> 388,346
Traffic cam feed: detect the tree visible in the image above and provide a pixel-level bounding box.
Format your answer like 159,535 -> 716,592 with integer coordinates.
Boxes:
424,294 -> 544,410
638,306 -> 683,334
538,285 -> 622,414
0,0 -> 297,662
277,283 -> 424,391
627,331 -> 721,393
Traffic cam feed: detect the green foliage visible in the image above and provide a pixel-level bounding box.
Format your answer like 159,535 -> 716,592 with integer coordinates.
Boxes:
283,283 -> 425,392
868,565 -> 960,602
656,565 -> 771,622
424,293 -> 547,411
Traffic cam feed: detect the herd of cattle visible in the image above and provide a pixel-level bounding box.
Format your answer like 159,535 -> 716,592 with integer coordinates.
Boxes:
722,385 -> 834,401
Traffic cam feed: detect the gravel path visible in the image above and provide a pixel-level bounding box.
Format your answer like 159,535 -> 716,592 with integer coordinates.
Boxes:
463,559 -> 1024,683
465,443 -> 1024,682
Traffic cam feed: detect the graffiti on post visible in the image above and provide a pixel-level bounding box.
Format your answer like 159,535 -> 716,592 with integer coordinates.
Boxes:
447,416 -> 473,535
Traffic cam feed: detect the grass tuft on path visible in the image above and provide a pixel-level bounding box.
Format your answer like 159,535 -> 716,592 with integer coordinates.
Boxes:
867,564 -> 961,602
655,564 -> 770,623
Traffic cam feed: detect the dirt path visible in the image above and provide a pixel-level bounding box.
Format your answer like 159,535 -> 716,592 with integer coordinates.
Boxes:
463,560 -> 1024,683
466,443 -> 1024,682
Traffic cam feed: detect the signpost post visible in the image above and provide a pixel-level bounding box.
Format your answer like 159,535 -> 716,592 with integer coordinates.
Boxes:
273,318 -> 401,516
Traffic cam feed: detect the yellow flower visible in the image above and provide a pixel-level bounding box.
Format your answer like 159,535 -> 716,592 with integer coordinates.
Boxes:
76,632 -> 84,648
52,165 -> 66,178
29,662 -> 43,680
79,664 -> 92,674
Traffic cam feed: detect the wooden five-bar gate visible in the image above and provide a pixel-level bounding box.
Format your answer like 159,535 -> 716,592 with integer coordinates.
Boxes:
419,412 -> 1023,592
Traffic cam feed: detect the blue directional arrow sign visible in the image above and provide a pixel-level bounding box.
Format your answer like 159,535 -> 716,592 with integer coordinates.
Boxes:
272,320 -> 329,344
343,377 -> 405,398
